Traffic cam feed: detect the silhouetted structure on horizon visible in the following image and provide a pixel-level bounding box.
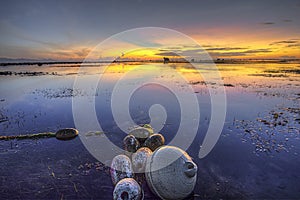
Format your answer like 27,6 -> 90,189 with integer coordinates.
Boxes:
163,57 -> 170,64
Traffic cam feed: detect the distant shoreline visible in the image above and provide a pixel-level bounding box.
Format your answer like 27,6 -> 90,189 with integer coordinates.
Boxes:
1,59 -> 300,66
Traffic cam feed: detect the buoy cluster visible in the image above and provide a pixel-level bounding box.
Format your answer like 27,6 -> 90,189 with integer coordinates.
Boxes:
110,124 -> 197,200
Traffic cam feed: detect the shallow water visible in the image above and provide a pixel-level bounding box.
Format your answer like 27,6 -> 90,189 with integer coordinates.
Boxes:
0,62 -> 299,199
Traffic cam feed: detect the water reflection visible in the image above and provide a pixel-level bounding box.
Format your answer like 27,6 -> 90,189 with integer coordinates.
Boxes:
0,62 -> 299,199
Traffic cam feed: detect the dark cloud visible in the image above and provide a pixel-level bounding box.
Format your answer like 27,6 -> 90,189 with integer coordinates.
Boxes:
201,45 -> 214,48
158,49 -> 170,52
181,45 -> 201,48
283,19 -> 292,22
155,52 -> 179,57
207,48 -> 272,57
276,41 -> 298,44
261,22 -> 275,25
159,46 -> 182,51
159,47 -> 207,57
182,49 -> 205,54
74,48 -> 91,57
205,47 -> 247,51
209,52 -> 246,57
280,56 -> 296,59
160,46 -> 248,53
270,39 -> 299,45
286,43 -> 300,48
243,49 -> 272,53
157,46 -> 273,58
268,39 -> 300,49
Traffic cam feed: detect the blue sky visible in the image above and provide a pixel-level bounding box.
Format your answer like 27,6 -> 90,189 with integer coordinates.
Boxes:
0,0 -> 299,60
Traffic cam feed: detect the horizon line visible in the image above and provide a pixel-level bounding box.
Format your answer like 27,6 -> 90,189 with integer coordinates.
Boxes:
1,58 -> 300,66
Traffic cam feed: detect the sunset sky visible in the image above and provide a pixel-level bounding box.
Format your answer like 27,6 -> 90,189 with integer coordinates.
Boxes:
0,0 -> 299,61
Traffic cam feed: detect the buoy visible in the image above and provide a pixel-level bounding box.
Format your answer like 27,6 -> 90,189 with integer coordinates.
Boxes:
132,147 -> 152,173
113,178 -> 143,200
55,128 -> 78,140
143,133 -> 165,151
123,135 -> 140,154
145,146 -> 197,200
129,127 -> 152,144
110,155 -> 134,185
142,124 -> 154,134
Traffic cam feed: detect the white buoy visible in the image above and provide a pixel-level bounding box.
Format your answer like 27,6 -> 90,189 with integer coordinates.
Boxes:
145,146 -> 197,200
113,178 -> 143,200
132,147 -> 152,173
129,127 -> 152,143
110,155 -> 134,185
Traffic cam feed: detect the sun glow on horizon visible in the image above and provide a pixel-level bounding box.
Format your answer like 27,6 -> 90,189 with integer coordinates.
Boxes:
40,34 -> 300,61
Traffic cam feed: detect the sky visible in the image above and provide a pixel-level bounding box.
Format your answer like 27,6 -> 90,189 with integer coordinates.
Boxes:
0,0 -> 299,61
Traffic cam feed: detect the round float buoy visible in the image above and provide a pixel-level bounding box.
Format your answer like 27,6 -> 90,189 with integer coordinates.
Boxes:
144,133 -> 165,151
113,178 -> 143,200
110,155 -> 134,185
129,127 -> 152,144
145,146 -> 197,200
123,135 -> 140,154
143,124 -> 154,134
132,147 -> 152,173
55,128 -> 78,140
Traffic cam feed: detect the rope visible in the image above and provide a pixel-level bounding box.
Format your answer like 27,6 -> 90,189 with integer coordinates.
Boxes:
0,132 -> 56,140
0,128 -> 78,141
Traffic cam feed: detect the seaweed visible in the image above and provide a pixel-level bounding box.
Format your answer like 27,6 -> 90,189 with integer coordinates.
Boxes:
0,132 -> 56,140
